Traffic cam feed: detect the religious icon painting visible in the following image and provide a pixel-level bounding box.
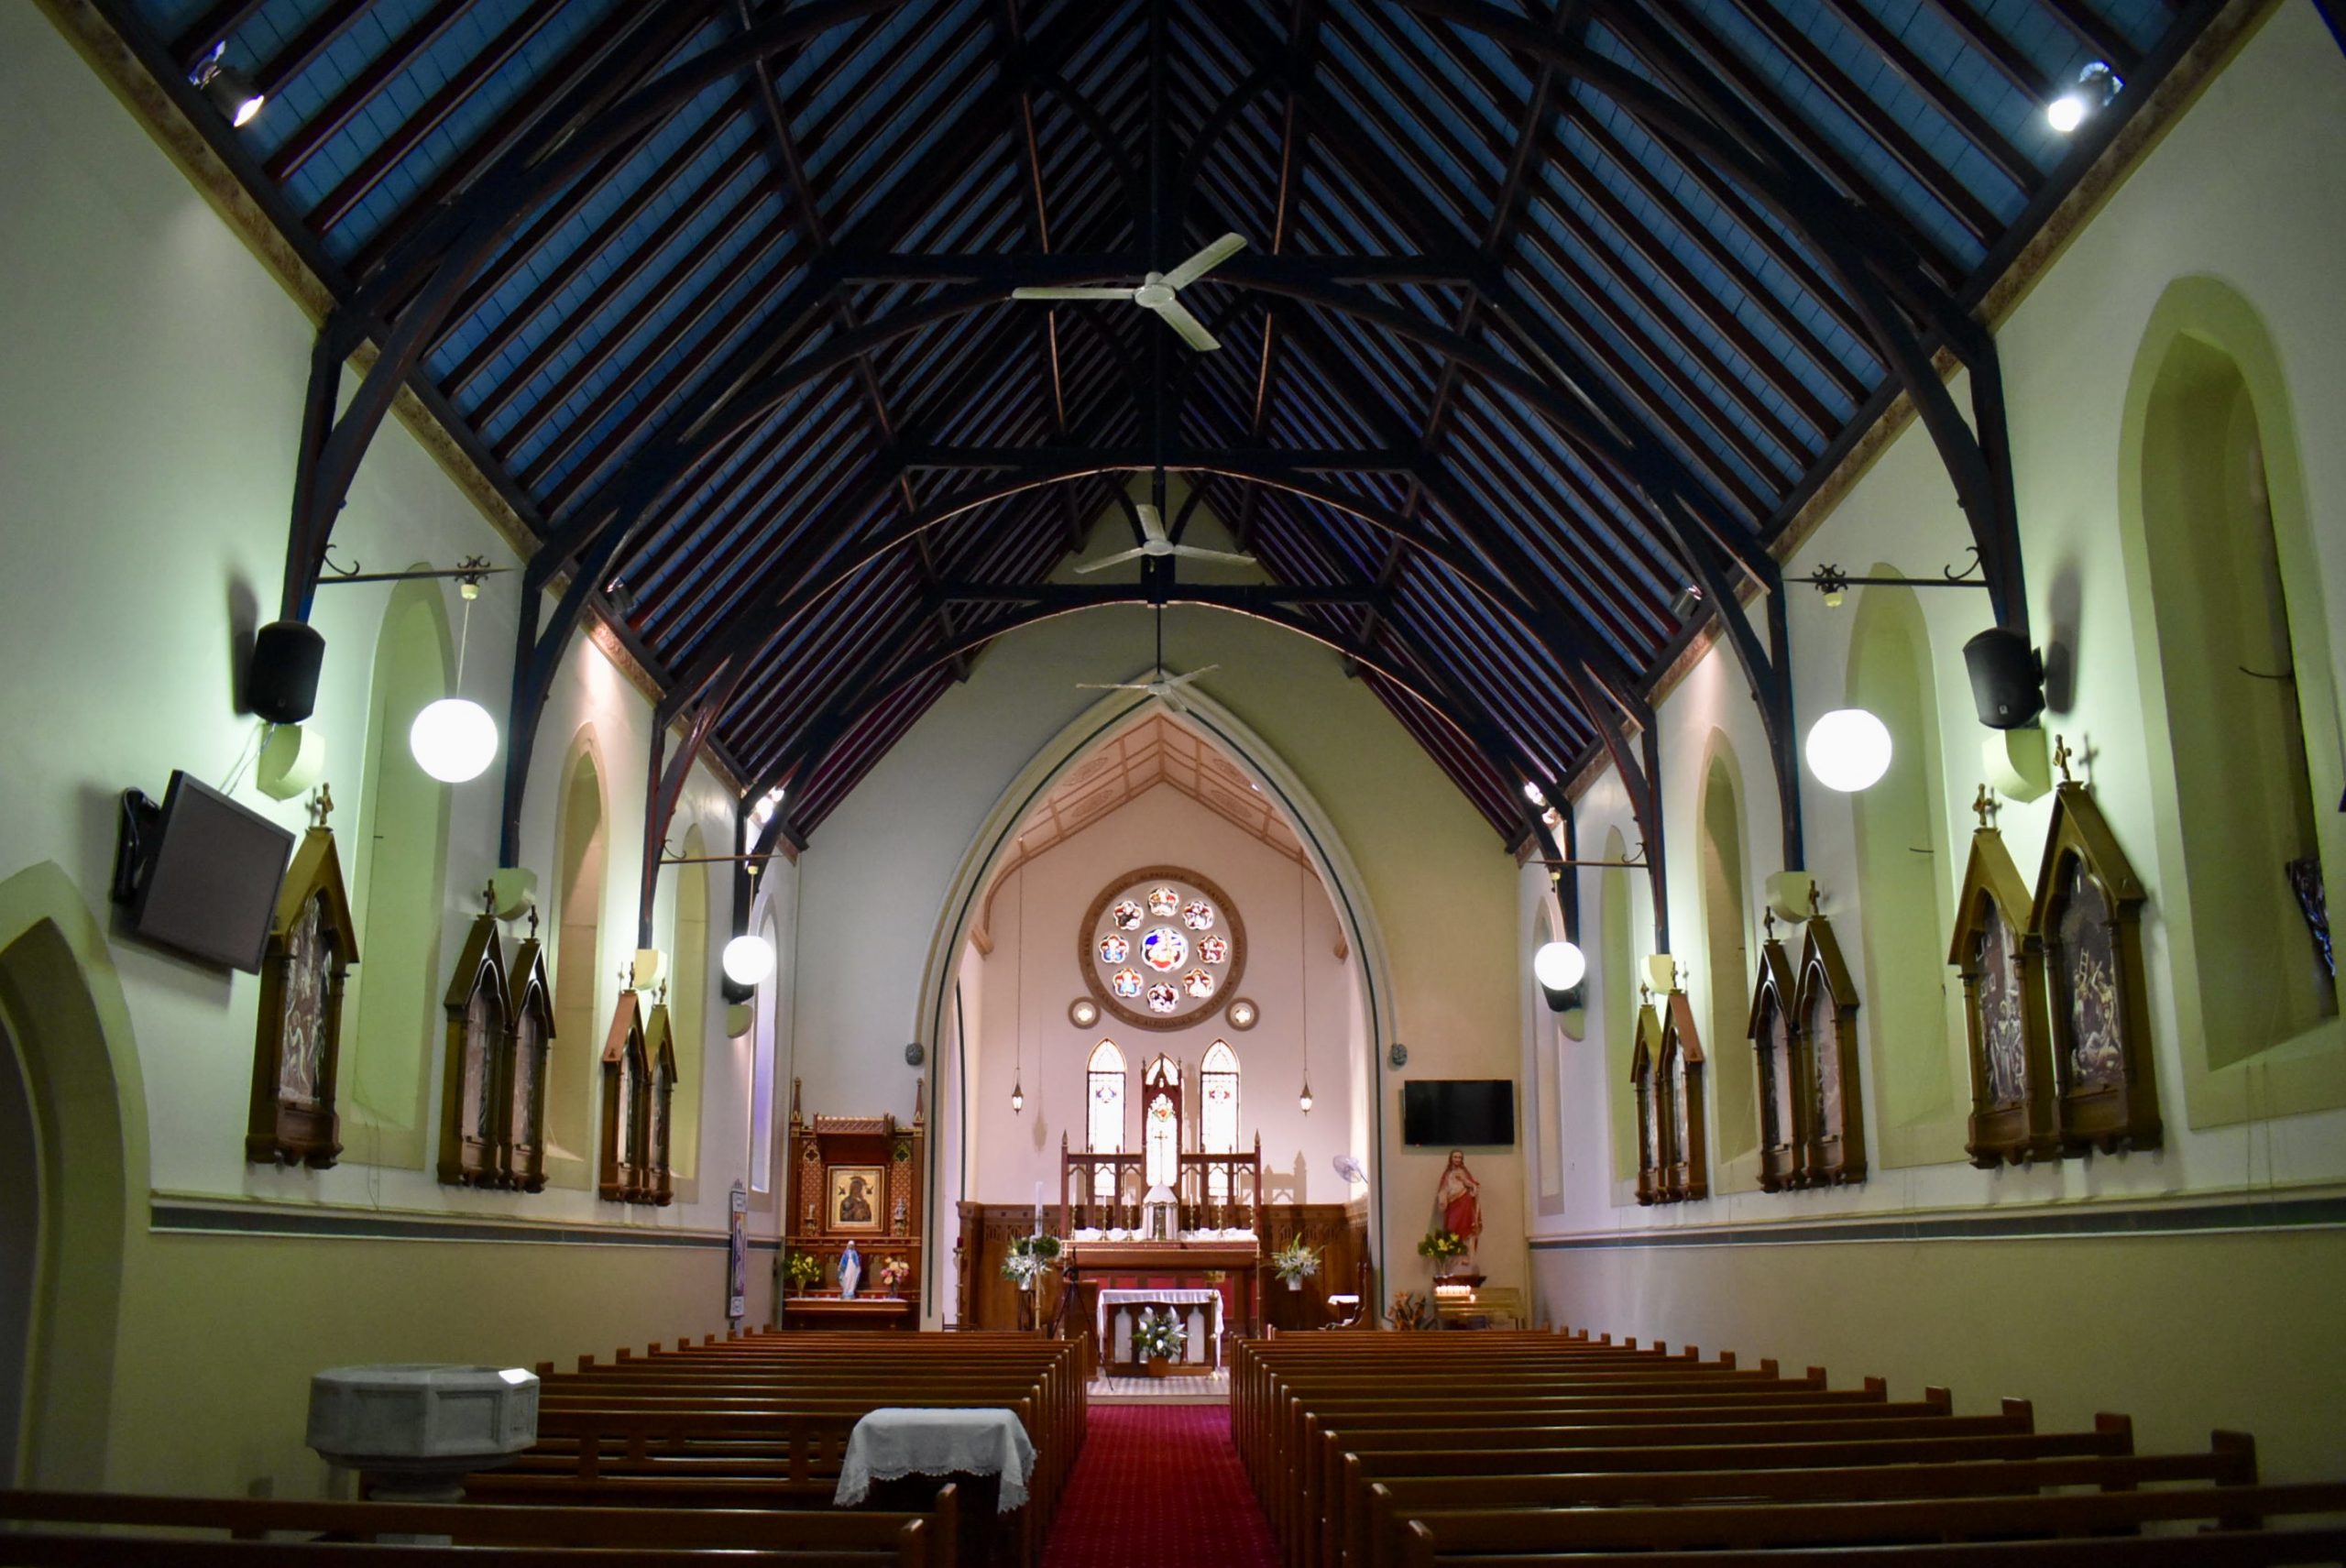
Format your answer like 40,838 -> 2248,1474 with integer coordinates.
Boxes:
1793,914 -> 1866,1187
1747,928 -> 1803,1193
1083,867 -> 1248,1030
439,903 -> 510,1188
1950,803 -> 2061,1168
828,1164 -> 885,1233
249,819 -> 357,1169
598,989 -> 652,1202
2029,769 -> 2161,1156
1629,994 -> 1666,1207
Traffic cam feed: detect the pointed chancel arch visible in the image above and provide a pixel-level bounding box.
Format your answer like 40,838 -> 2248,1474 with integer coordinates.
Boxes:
344,576 -> 452,1166
1698,738 -> 1758,1174
1847,577 -> 1966,1168
549,740 -> 608,1188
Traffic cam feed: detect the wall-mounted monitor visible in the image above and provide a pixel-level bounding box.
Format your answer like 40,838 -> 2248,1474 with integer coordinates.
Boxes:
1401,1079 -> 1516,1146
114,772 -> 293,974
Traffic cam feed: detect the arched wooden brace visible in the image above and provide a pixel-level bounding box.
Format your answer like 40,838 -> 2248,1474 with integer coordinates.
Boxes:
1388,0 -> 2027,635
274,0 -> 916,623
703,589 -> 1586,893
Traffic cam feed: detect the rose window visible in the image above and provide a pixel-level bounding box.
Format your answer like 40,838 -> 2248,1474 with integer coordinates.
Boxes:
1082,867 -> 1246,1030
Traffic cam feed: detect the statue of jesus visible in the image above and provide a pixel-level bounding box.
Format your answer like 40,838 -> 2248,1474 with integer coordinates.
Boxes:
1431,1149 -> 1482,1271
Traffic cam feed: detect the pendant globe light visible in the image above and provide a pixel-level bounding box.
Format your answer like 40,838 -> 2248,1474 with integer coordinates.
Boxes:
1298,864 -> 1313,1113
1804,708 -> 1894,793
1010,860 -> 1026,1113
410,572 -> 499,783
1533,938 -> 1586,1012
721,932 -> 776,988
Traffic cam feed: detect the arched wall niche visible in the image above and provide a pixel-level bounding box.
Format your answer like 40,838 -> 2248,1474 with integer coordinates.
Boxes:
342,575 -> 453,1168
1697,733 -> 1758,1177
0,861 -> 144,1489
1598,825 -> 1640,1188
548,733 -> 608,1190
915,686 -> 1398,1318
1847,575 -> 1968,1168
668,824 -> 709,1193
2116,275 -> 2346,1127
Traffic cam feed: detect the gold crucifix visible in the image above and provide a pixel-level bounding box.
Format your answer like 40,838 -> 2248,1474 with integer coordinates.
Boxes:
1972,784 -> 2000,829
2052,734 -> 2075,784
307,784 -> 334,828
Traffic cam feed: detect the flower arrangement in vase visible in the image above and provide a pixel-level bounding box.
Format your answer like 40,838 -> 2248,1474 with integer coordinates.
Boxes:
1270,1237 -> 1321,1292
1133,1307 -> 1188,1376
1000,1232 -> 1061,1289
782,1250 -> 824,1295
1387,1289 -> 1441,1332
876,1256 -> 912,1297
1418,1228 -> 1467,1278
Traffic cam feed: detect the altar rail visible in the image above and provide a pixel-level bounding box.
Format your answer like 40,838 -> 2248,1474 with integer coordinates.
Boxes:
1056,1134 -> 1262,1235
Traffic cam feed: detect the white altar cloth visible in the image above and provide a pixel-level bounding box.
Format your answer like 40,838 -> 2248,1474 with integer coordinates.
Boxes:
834,1408 -> 1035,1511
1096,1287 -> 1222,1365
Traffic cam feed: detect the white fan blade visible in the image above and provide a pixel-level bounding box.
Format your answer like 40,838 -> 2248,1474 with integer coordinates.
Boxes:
1073,548 -> 1148,575
1162,664 -> 1220,688
1137,504 -> 1168,544
1148,298 -> 1221,352
1161,232 -> 1246,291
1076,682 -> 1152,691
1168,545 -> 1253,565
1012,287 -> 1136,301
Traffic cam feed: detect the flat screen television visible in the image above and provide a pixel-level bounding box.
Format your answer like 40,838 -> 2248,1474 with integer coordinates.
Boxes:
116,771 -> 293,974
1401,1079 -> 1516,1146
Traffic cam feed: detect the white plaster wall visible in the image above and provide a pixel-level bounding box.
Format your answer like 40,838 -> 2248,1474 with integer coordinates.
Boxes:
965,782 -> 1358,1209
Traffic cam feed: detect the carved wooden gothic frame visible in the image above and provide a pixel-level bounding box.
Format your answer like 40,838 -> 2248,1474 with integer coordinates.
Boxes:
1659,991 -> 1709,1201
1630,997 -> 1665,1206
1747,932 -> 1804,1192
643,998 -> 679,1206
2030,780 -> 2161,1156
248,826 -> 357,1168
436,909 -> 509,1186
598,989 -> 652,1202
1794,915 -> 1867,1186
503,933 -> 554,1191
1950,826 -> 2060,1167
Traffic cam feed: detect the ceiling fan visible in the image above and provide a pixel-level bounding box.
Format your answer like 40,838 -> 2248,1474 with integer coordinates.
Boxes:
1012,232 -> 1247,352
1073,499 -> 1252,576
1078,604 -> 1217,714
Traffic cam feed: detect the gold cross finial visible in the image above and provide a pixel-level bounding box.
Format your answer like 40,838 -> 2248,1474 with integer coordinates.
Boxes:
1762,908 -> 1776,942
527,902 -> 541,939
2053,733 -> 2075,784
307,784 -> 334,828
1972,784 -> 2000,829
1809,881 -> 1823,917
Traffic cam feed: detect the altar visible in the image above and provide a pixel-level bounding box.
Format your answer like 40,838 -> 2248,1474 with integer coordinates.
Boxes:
1095,1287 -> 1222,1373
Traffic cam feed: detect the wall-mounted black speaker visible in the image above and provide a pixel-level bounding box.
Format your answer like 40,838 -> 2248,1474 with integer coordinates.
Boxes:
247,620 -> 326,725
1962,627 -> 2045,729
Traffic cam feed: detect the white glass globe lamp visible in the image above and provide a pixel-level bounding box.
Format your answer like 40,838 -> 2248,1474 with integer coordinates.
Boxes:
1804,708 -> 1893,793
409,697 -> 499,784
721,933 -> 776,988
1533,939 -> 1587,994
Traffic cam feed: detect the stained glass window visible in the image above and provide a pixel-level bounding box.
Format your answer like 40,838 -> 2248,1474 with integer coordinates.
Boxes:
1146,887 -> 1179,917
1199,936 -> 1229,965
1181,900 -> 1215,930
1098,934 -> 1129,965
1086,870 -> 1245,1029
1181,968 -> 1215,999
1146,981 -> 1179,1014
1141,927 -> 1188,970
1088,1040 -> 1125,1201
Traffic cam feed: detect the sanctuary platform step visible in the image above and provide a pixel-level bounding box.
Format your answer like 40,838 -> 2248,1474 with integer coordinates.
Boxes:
1089,1369 -> 1229,1405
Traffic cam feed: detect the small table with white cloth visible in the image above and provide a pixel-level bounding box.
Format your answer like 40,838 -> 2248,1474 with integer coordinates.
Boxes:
1096,1287 -> 1223,1373
837,1407 -> 1036,1568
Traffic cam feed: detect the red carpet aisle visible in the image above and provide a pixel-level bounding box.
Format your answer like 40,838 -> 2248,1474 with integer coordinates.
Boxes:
1040,1405 -> 1278,1568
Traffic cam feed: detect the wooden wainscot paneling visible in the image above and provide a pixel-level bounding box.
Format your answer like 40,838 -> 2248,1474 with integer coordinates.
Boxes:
1748,917 -> 1804,1193
502,925 -> 554,1193
2030,748 -> 2161,1156
436,900 -> 509,1187
1950,790 -> 2062,1167
1256,1203 -> 1368,1332
1659,989 -> 1708,1202
248,814 -> 356,1169
1795,911 -> 1867,1186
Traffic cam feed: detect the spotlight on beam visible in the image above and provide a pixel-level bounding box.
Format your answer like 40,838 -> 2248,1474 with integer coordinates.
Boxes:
190,41 -> 265,128
2046,60 -> 2121,135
